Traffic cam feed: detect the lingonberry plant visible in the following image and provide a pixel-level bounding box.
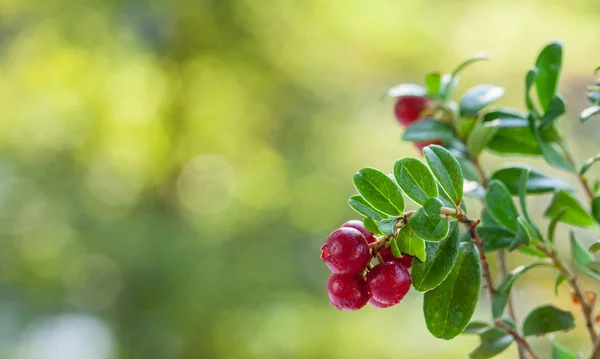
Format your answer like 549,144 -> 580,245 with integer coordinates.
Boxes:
320,41 -> 600,358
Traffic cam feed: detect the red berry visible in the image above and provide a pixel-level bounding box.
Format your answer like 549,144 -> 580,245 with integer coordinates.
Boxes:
379,247 -> 413,269
341,220 -> 376,244
321,227 -> 370,274
394,96 -> 430,126
369,297 -> 394,308
327,273 -> 369,311
415,140 -> 443,151
367,262 -> 411,306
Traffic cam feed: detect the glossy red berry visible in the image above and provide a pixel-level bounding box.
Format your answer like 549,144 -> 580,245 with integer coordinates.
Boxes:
341,220 -> 376,244
327,273 -> 369,311
367,262 -> 411,306
379,247 -> 413,269
369,296 -> 394,308
321,227 -> 370,274
394,96 -> 430,126
415,140 -> 443,151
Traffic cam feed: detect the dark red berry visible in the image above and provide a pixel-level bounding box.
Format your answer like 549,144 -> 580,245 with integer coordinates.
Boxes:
367,262 -> 411,306
415,140 -> 443,151
394,96 -> 430,126
369,296 -> 394,308
379,247 -> 413,269
321,227 -> 370,274
327,273 -> 369,311
341,220 -> 376,244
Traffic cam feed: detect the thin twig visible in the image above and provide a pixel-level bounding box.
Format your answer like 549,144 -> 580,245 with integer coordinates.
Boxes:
495,321 -> 540,359
590,336 -> 600,359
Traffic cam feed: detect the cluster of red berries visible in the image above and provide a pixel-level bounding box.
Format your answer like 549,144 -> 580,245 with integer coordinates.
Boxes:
321,220 -> 413,311
394,95 -> 441,150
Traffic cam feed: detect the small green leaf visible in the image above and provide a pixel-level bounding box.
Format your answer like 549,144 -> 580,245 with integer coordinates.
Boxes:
467,121 -> 499,156
482,108 -> 527,122
439,74 -> 459,100
478,226 -> 514,252
412,222 -> 460,292
532,117 -> 574,172
485,180 -> 518,233
425,72 -> 442,97
516,246 -> 549,258
552,341 -> 577,359
377,218 -> 397,236
525,67 -> 539,114
535,41 -> 563,112
353,168 -> 404,216
402,119 -> 456,142
589,241 -> 600,254
381,83 -> 427,100
487,127 -> 541,156
451,53 -> 489,77
423,145 -> 464,205
469,328 -> 513,359
571,231 -> 600,281
522,304 -> 574,336
517,169 -> 542,240
492,262 -> 549,319
511,217 -> 532,249
424,243 -> 481,340
457,156 -> 481,182
581,106 -> 600,123
586,261 -> 600,273
393,158 -> 438,206
463,321 -> 491,335
544,190 -> 594,228
490,167 -> 572,195
394,225 -> 425,261
460,85 -> 505,117
580,153 -> 600,175
363,217 -> 381,235
348,195 -> 388,221
592,196 -> 600,224
555,273 -> 568,296
540,95 -> 566,128
547,208 -> 567,243
409,198 -> 450,242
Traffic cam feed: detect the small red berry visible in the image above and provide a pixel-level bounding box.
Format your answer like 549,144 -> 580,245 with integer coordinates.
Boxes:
321,227 -> 370,274
327,273 -> 369,311
369,297 -> 394,308
367,262 -> 411,306
341,220 -> 376,244
394,96 -> 430,126
379,247 -> 413,269
415,140 -> 443,151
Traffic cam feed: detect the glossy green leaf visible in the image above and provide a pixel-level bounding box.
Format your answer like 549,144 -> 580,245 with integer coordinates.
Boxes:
482,108 -> 526,122
457,156 -> 480,182
402,119 -> 455,142
531,116 -> 573,172
487,127 -> 541,155
424,243 -> 481,340
485,180 -> 518,233
348,195 -> 388,221
463,321 -> 491,335
544,190 -> 594,228
377,218 -> 397,236
393,158 -> 438,206
394,225 -> 425,262
490,167 -> 572,195
589,241 -> 600,254
571,232 -> 600,281
581,106 -> 600,123
423,145 -> 464,205
467,121 -> 499,156
492,262 -> 549,319
511,217 -> 533,249
547,208 -> 567,243
580,153 -> 600,175
478,226 -> 514,252
425,72 -> 442,97
555,273 -> 568,296
516,246 -> 549,258
540,95 -> 566,128
552,341 -> 577,359
517,169 -> 542,240
535,41 -> 563,111
525,67 -> 539,114
412,222 -> 460,292
469,328 -> 513,359
460,85 -> 505,117
522,304 -> 574,336
592,196 -> 600,224
381,83 -> 427,100
409,198 -> 450,242
353,168 -> 404,216
363,217 -> 381,236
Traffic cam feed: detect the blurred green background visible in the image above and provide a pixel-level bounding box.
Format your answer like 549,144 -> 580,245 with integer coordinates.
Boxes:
1,0 -> 600,358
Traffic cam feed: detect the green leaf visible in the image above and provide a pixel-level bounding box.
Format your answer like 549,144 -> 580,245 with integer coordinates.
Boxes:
592,196 -> 600,224
393,158 -> 438,206
492,262 -> 549,319
516,246 -> 549,258
353,168 -> 404,216
409,198 -> 450,242
424,243 -> 481,340
589,241 -> 600,254
363,217 -> 381,235
467,121 -> 499,156
412,222 -> 460,292
485,180 -> 518,233
580,153 -> 600,175
555,273 -> 568,296
478,226 -> 514,252
544,190 -> 594,228
348,195 -> 388,221
439,74 -> 459,100
490,167 -> 572,195
460,85 -> 505,117
517,169 -> 542,240
425,72 -> 442,97
547,208 -> 567,243
552,341 -> 577,359
511,217 -> 533,249
531,116 -> 574,172
535,41 -> 563,112
522,304 -> 574,336
469,328 -> 513,359
377,218 -> 397,236
381,83 -> 427,100
540,95 -> 566,128
423,145 -> 464,205
525,67 -> 539,114
402,119 -> 456,142
463,321 -> 491,335
482,108 -> 527,122
571,231 -> 600,281
451,53 -> 489,77
581,106 -> 600,123
457,156 -> 481,182
394,225 -> 425,261
487,127 -> 541,156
